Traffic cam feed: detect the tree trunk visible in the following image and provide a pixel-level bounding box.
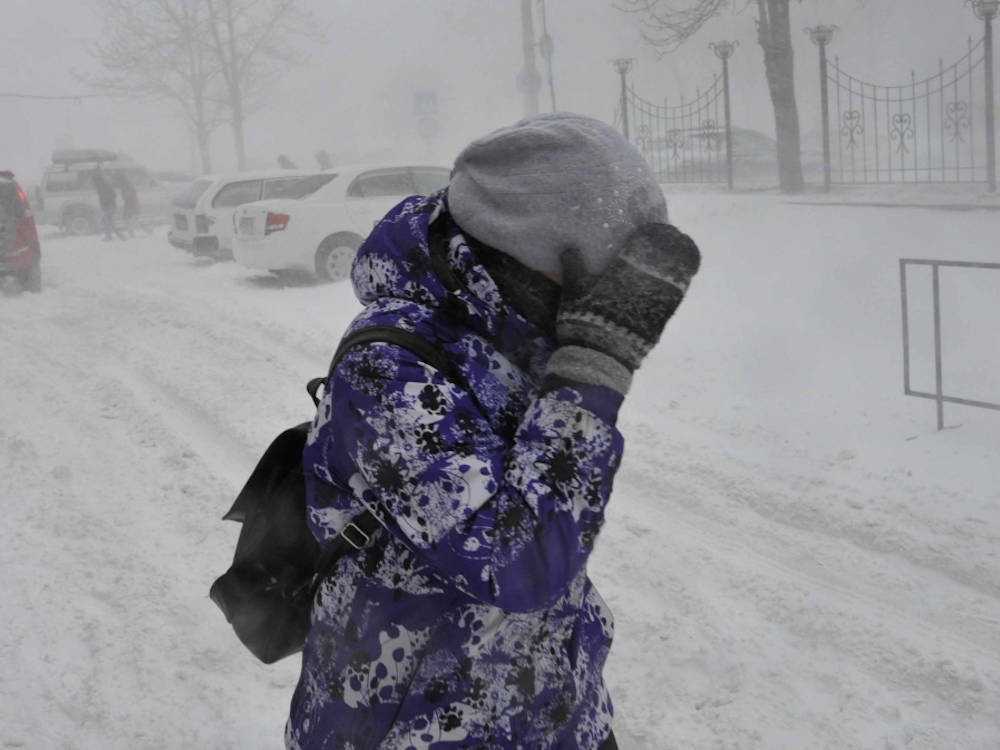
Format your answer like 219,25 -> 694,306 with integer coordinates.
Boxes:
230,110 -> 247,170
224,1 -> 247,170
181,0 -> 213,175
196,122 -> 213,173
757,0 -> 804,193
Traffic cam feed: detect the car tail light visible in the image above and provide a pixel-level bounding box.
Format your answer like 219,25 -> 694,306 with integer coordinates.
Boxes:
15,184 -> 32,217
265,212 -> 290,235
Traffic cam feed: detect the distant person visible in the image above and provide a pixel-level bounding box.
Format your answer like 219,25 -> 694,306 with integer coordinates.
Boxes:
92,165 -> 123,240
277,154 -> 297,169
285,113 -> 701,750
114,171 -> 142,237
314,150 -> 333,170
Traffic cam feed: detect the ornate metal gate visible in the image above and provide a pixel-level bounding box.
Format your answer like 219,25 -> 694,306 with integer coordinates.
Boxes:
616,74 -> 731,186
825,38 -> 993,185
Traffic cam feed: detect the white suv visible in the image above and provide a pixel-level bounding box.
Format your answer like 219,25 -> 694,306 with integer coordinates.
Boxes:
167,170 -> 335,258
34,149 -> 176,235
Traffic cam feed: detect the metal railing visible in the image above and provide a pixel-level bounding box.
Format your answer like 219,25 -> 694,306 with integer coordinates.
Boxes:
900,258 -> 1000,430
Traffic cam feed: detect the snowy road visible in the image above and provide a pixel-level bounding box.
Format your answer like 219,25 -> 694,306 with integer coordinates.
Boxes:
2,195 -> 998,749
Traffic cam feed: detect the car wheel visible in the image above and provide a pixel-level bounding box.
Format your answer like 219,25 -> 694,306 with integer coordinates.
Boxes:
65,209 -> 96,236
315,236 -> 359,282
21,263 -> 41,293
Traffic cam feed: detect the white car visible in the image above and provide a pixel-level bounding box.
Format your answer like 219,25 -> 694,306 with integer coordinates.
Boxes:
231,164 -> 450,281
168,170 -> 336,257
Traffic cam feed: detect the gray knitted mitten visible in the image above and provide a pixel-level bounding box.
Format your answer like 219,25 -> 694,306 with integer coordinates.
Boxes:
545,222 -> 701,394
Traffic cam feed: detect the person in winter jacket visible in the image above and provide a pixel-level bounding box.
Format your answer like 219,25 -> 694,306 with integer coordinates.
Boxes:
114,170 -> 141,237
91,166 -> 123,240
287,112 -> 701,750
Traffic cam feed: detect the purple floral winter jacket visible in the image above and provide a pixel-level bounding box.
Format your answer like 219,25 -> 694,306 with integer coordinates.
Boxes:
286,191 -> 625,749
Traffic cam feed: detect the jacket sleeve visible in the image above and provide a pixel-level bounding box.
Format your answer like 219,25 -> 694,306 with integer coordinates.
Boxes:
315,340 -> 625,613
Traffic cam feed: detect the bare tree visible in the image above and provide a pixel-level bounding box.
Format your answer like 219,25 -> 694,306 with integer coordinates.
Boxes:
91,0 -> 223,173
203,0 -> 323,170
619,0 -> 806,193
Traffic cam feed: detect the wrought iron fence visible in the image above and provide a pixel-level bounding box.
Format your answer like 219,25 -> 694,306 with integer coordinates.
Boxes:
899,258 -> 1000,430
827,38 -> 993,185
617,74 -> 731,186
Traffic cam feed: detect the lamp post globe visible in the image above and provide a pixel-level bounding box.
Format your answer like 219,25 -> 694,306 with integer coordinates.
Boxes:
806,24 -> 838,47
709,40 -> 738,60
612,58 -> 633,76
970,0 -> 1000,20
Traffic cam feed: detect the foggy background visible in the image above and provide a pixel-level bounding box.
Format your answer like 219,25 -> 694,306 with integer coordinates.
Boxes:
1,0 -> 978,183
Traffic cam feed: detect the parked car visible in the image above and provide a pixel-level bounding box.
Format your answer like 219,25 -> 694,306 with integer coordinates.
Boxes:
0,171 -> 42,292
651,127 -> 824,188
231,164 -> 450,281
167,170 -> 336,258
34,149 -> 176,235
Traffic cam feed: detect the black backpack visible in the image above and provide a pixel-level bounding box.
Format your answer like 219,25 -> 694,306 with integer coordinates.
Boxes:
209,325 -> 455,664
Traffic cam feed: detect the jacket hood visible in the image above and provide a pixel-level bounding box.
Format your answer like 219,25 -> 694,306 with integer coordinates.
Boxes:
350,189 -> 511,340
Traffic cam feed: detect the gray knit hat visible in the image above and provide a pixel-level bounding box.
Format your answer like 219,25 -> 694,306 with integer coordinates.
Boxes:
448,112 -> 668,277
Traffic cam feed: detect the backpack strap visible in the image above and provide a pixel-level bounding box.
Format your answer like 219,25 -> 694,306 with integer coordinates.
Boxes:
307,325 -> 457,406
310,511 -> 382,598
306,324 -> 459,596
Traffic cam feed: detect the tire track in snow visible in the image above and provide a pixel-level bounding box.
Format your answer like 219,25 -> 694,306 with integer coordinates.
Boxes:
55,282 -> 329,385
100,360 -> 258,491
623,418 -> 1000,606
0,293 -> 263,504
630,409 -> 1000,601
18,283 -> 324,490
610,439 -> 1000,719
619,438 -> 1000,658
0,314 -> 288,750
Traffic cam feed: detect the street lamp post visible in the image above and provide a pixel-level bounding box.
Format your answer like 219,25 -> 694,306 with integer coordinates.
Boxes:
518,0 -> 542,117
613,58 -> 634,140
537,0 -> 557,112
807,25 -> 839,192
970,0 -> 998,192
710,40 -> 738,191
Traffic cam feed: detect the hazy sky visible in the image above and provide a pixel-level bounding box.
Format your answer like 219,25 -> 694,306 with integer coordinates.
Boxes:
0,0 -> 982,184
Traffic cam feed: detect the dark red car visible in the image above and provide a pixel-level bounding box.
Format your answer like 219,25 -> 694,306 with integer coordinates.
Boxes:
0,171 -> 41,292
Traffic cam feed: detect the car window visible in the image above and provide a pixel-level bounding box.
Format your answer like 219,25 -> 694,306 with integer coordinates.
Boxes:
410,168 -> 449,196
262,174 -> 336,200
44,171 -> 89,193
346,170 -> 415,199
212,180 -> 262,208
174,178 -> 213,209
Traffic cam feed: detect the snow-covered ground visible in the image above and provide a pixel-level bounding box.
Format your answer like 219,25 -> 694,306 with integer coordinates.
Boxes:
1,194 -> 998,749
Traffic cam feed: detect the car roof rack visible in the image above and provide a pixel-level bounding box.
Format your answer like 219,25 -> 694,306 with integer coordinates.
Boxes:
51,149 -> 120,166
